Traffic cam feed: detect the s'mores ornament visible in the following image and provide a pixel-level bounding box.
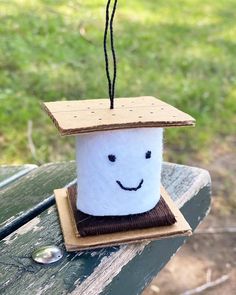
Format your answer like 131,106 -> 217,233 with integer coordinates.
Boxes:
44,96 -> 195,251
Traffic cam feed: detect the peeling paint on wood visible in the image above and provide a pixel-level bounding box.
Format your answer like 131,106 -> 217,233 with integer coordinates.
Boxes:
101,186 -> 211,295
161,162 -> 211,206
0,162 -> 211,295
35,282 -> 54,295
0,208 -> 117,295
3,217 -> 41,245
69,243 -> 148,295
0,162 -> 76,239
0,165 -> 37,188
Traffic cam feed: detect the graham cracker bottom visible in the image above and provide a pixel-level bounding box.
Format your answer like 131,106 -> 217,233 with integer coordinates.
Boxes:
54,184 -> 192,251
67,184 -> 176,237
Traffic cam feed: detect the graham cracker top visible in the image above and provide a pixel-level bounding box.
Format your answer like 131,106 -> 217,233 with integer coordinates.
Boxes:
43,96 -> 195,136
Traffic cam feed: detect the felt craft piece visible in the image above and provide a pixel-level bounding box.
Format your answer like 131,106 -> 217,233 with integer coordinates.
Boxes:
67,184 -> 176,237
54,185 -> 192,251
76,128 -> 163,216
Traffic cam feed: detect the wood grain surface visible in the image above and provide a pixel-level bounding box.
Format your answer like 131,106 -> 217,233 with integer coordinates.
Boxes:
0,164 -> 37,188
0,162 -> 76,239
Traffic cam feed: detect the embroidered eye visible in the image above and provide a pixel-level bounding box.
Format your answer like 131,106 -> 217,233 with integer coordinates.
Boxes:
145,151 -> 151,159
108,154 -> 116,162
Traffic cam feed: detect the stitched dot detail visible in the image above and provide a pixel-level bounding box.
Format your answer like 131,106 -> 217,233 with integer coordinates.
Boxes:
146,151 -> 151,159
108,154 -> 116,162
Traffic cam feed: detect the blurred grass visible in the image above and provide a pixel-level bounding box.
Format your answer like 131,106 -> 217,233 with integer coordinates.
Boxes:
0,0 -> 236,164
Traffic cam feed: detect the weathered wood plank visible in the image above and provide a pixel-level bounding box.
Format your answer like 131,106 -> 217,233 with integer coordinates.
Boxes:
0,206 -> 118,295
161,162 -> 211,207
101,186 -> 211,295
0,165 -> 37,188
0,162 -> 76,240
0,163 -> 211,295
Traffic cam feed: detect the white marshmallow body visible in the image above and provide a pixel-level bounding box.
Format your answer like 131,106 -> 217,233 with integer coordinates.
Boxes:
76,128 -> 163,216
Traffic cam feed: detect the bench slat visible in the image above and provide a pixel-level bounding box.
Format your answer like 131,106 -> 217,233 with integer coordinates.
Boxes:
0,165 -> 37,188
102,186 -> 211,295
0,162 -> 76,239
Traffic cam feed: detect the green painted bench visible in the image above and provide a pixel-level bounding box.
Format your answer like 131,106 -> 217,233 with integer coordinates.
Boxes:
0,162 -> 211,295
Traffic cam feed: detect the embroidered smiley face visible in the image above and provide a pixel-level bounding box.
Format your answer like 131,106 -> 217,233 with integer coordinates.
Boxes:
76,128 -> 163,216
108,151 -> 152,191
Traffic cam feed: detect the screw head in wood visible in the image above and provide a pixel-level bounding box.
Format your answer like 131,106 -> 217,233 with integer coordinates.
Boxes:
32,245 -> 63,264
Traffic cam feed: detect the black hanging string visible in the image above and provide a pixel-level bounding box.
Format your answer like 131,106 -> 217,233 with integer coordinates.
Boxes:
104,0 -> 118,109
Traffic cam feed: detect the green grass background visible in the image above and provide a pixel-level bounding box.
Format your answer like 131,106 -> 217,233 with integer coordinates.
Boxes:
0,0 -> 236,164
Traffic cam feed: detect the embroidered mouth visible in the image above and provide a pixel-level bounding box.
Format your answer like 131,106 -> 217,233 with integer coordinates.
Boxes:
116,179 -> 144,191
